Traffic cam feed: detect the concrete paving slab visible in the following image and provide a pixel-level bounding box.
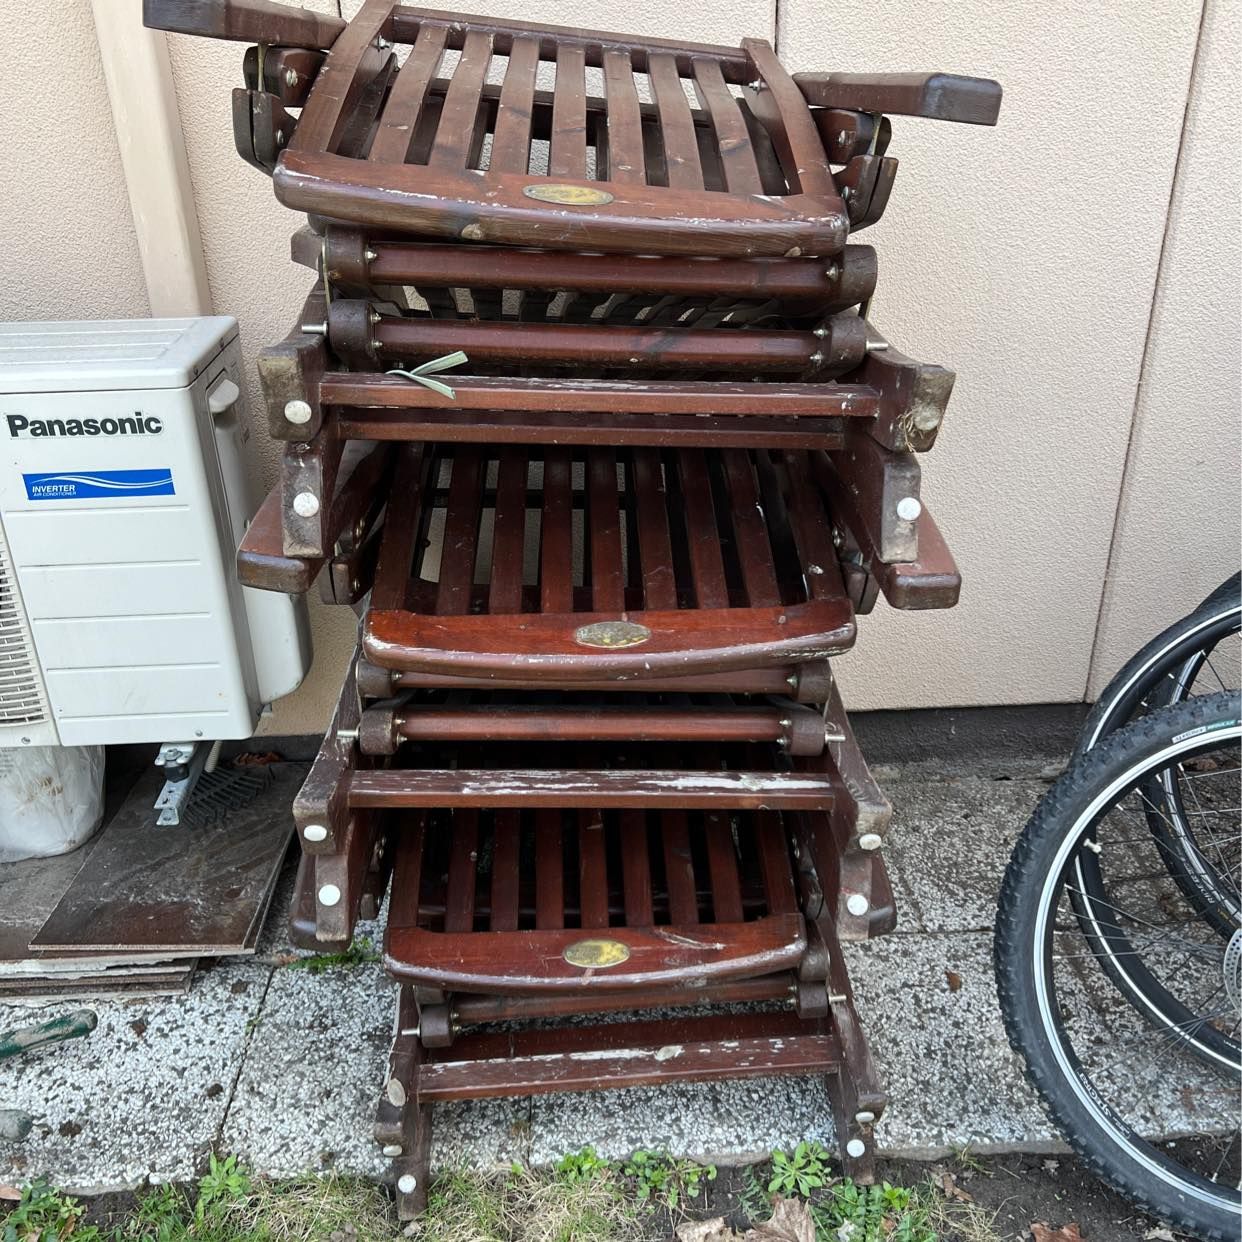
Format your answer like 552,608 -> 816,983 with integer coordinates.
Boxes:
881,777 -> 1046,934
527,1075 -> 836,1168
0,958 -> 270,1193
842,931 -> 1058,1157
220,960 -> 528,1178
220,961 -> 395,1179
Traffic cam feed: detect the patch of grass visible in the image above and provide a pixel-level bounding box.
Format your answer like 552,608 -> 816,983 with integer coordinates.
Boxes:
284,936 -> 380,975
767,1141 -> 831,1198
621,1149 -> 716,1215
2,1177 -> 89,1241
553,1146 -> 612,1185
417,1165 -> 639,1242
811,1179 -> 935,1242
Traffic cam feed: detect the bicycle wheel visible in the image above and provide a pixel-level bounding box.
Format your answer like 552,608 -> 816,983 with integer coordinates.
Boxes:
1079,576 -> 1241,935
996,692 -> 1241,1240
1077,572 -> 1240,756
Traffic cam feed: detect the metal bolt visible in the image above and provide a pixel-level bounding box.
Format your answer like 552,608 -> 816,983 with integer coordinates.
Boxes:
293,491 -> 320,518
275,129 -> 285,147
846,1138 -> 866,1159
284,399 -> 312,425
786,675 -> 798,688
846,893 -> 870,917
840,186 -> 852,201
385,1078 -> 407,1107
832,529 -> 844,549
397,1174 -> 418,1195
382,1144 -> 404,1157
857,832 -> 882,851
824,262 -> 839,281
318,883 -> 342,907
285,67 -> 298,87
808,350 -> 824,367
813,325 -> 828,339
370,307 -> 383,324
896,496 -> 922,522
1083,838 -> 1103,854
301,321 -> 328,335
855,1111 -> 876,1125
806,563 -> 824,575
303,823 -> 328,844
365,248 -> 378,262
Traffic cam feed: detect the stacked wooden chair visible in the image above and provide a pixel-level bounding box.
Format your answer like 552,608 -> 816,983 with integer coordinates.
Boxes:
147,0 -> 1000,1216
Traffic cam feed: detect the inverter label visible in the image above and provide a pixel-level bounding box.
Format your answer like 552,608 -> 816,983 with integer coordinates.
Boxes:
22,469 -> 175,500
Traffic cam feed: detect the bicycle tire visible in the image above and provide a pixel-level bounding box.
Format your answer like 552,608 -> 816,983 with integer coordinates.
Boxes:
996,692 -> 1241,1241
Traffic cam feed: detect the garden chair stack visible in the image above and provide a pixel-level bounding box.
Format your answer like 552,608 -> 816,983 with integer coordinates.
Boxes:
146,0 -> 1000,1216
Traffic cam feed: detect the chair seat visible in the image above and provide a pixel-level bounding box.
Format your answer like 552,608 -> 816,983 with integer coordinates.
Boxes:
382,802 -> 809,993
364,441 -> 855,683
268,3 -> 847,256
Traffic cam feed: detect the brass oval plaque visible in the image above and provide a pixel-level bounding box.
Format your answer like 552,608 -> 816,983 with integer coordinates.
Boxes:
573,620 -> 651,648
523,184 -> 615,207
563,938 -> 631,969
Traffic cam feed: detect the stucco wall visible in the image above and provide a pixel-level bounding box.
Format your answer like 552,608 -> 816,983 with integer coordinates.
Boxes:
1,1 -> 1235,731
1089,0 -> 1242,693
0,0 -> 149,323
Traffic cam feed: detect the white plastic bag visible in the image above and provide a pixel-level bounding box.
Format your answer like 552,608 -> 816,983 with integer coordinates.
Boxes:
0,745 -> 105,863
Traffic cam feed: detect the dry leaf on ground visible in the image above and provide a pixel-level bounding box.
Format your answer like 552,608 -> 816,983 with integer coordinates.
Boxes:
0,1183 -> 22,1201
1031,1223 -> 1086,1242
675,1219 -> 743,1242
945,970 -> 963,992
745,1198 -> 817,1242
1142,1230 -> 1177,1242
940,1171 -> 974,1203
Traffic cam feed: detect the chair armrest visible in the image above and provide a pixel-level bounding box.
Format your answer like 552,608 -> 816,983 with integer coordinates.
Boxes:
795,72 -> 1002,125
143,0 -> 346,49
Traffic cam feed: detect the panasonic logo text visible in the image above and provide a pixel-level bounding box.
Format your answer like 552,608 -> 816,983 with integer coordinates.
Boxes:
5,413 -> 164,438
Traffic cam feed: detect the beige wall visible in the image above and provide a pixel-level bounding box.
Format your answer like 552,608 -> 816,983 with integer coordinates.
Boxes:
0,0 -> 1236,731
0,0 -> 149,323
1089,0 -> 1242,693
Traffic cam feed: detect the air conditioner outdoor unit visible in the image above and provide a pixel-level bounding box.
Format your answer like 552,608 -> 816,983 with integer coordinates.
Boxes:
0,317 -> 311,758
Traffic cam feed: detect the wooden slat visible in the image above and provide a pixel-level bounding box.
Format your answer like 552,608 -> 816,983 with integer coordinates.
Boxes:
288,0 -> 389,154
488,449 -> 528,614
691,58 -> 762,194
444,809 -> 479,933
677,453 -> 729,609
370,24 -> 450,164
436,448 -> 483,615
602,49 -> 645,185
755,809 -> 798,914
578,811 -> 610,929
539,449 -> 574,614
490,36 -> 541,174
420,1024 -> 838,1100
587,450 -> 624,613
719,450 -> 780,607
648,52 -> 703,189
704,811 -> 744,923
349,769 -> 836,809
319,373 -> 878,419
535,808 -> 564,930
662,809 -> 699,925
630,449 -> 678,610
549,45 -> 588,177
620,809 -> 654,927
489,809 -> 521,932
428,29 -> 493,168
370,444 -> 427,609
741,39 -> 836,197
782,451 -> 848,602
384,810 -> 427,927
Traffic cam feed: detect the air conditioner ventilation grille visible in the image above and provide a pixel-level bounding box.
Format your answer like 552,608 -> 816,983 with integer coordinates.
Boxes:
0,524 -> 49,725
